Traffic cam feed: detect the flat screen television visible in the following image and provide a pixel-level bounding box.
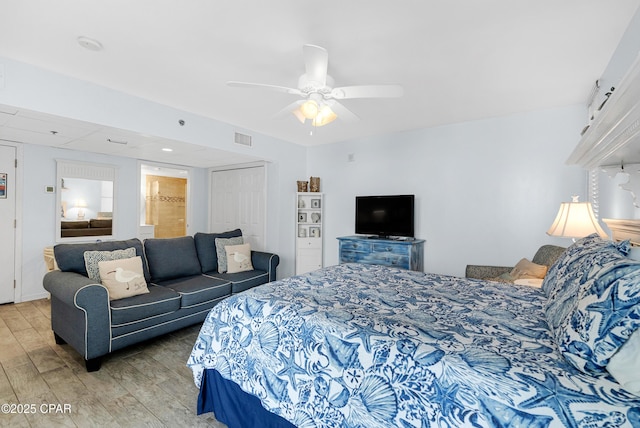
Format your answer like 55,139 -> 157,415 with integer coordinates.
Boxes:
355,194 -> 415,238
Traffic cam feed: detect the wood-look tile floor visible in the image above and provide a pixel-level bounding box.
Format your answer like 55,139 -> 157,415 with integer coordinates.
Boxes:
0,299 -> 226,427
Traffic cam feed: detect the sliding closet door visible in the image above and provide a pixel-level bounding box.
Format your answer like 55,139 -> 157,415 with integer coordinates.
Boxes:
210,165 -> 266,251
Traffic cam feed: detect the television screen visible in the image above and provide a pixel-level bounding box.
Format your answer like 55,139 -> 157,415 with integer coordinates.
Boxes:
355,195 -> 415,238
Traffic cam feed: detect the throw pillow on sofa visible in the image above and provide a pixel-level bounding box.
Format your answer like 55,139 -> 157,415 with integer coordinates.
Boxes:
215,236 -> 244,273
510,258 -> 547,279
491,258 -> 548,283
98,256 -> 150,301
84,247 -> 136,282
226,243 -> 254,273
194,229 -> 243,273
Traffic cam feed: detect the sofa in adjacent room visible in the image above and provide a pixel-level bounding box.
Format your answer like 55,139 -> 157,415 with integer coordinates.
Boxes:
60,218 -> 113,237
465,244 -> 566,284
43,229 -> 279,371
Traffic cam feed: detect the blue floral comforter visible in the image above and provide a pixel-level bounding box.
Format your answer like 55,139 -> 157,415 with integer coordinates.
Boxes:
187,263 -> 640,427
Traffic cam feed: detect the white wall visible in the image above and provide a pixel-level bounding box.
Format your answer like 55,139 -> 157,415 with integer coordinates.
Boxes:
308,105 -> 587,276
1,57 -> 307,301
22,146 -> 141,300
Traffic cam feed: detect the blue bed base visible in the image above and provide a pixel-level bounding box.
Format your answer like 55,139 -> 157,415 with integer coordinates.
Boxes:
197,368 -> 296,428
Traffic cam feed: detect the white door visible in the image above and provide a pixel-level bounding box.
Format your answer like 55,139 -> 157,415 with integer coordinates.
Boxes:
210,166 -> 266,250
0,145 -> 16,303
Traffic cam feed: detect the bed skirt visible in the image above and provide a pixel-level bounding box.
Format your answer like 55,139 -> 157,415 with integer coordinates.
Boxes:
197,368 -> 296,428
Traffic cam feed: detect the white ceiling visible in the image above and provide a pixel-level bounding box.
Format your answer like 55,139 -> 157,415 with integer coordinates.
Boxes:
0,0 -> 639,166
0,104 -> 261,168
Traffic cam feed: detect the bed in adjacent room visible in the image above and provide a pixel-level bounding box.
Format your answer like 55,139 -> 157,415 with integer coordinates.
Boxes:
187,234 -> 640,427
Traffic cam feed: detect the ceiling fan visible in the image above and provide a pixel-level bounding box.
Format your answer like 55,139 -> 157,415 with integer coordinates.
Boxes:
227,44 -> 403,127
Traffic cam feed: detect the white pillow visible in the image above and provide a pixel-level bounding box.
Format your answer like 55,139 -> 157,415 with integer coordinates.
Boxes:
225,243 -> 254,274
607,327 -> 640,395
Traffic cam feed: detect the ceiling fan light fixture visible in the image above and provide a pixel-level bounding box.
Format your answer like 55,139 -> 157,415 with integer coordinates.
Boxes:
312,105 -> 337,127
300,100 -> 319,119
292,108 -> 306,124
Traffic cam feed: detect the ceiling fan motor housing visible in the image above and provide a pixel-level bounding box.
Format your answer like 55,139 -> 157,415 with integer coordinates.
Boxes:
298,74 -> 335,98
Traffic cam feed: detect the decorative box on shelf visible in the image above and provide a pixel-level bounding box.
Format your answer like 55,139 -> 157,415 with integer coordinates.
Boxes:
337,235 -> 425,272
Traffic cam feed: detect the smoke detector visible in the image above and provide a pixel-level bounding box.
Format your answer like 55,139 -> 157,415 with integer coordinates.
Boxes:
77,36 -> 103,51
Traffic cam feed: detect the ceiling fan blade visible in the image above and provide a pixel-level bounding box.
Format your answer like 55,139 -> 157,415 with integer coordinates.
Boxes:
331,84 -> 404,99
303,44 -> 328,86
329,101 -> 360,122
227,81 -> 302,95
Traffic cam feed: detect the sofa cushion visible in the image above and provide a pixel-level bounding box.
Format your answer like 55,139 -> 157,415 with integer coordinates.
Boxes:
98,256 -> 150,301
84,247 -> 136,282
216,237 -> 244,272
154,275 -> 232,308
110,284 -> 181,327
144,236 -> 202,282
205,269 -> 269,294
194,229 -> 243,273
61,220 -> 89,229
90,218 -> 112,228
54,238 -> 150,282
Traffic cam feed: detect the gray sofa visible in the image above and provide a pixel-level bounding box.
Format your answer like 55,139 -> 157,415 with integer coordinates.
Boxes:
465,244 -> 566,280
43,229 -> 279,371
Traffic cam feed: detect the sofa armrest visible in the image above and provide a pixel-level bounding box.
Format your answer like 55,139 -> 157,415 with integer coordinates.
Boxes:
465,265 -> 512,280
251,251 -> 280,282
43,270 -> 111,360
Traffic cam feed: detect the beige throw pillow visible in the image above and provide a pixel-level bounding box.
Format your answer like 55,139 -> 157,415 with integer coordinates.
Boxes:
225,243 -> 253,274
98,256 -> 150,301
510,258 -> 547,280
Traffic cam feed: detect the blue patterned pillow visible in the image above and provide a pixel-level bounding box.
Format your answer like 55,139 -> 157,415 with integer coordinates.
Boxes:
543,235 -> 630,334
543,234 -> 640,373
541,234 -> 627,297
556,261 -> 640,373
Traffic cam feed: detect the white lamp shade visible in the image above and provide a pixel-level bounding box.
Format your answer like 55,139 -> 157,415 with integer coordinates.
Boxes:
547,201 -> 607,239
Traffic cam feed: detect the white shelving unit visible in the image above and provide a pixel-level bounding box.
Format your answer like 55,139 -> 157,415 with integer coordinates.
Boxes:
295,192 -> 324,275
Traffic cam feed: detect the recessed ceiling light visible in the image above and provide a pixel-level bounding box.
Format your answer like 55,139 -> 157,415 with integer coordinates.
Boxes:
77,36 -> 103,51
162,148 -> 173,152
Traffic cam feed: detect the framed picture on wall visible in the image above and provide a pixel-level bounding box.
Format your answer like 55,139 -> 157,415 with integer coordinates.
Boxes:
311,199 -> 321,208
0,173 -> 6,198
298,212 -> 307,223
309,227 -> 320,238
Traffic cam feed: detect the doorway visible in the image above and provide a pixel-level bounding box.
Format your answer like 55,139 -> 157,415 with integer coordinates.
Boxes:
140,163 -> 190,239
0,144 -> 16,303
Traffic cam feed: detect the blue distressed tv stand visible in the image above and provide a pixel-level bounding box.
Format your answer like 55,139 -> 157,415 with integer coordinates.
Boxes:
337,236 -> 425,272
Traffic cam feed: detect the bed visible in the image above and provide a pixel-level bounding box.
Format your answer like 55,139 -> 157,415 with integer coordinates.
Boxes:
187,234 -> 640,427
